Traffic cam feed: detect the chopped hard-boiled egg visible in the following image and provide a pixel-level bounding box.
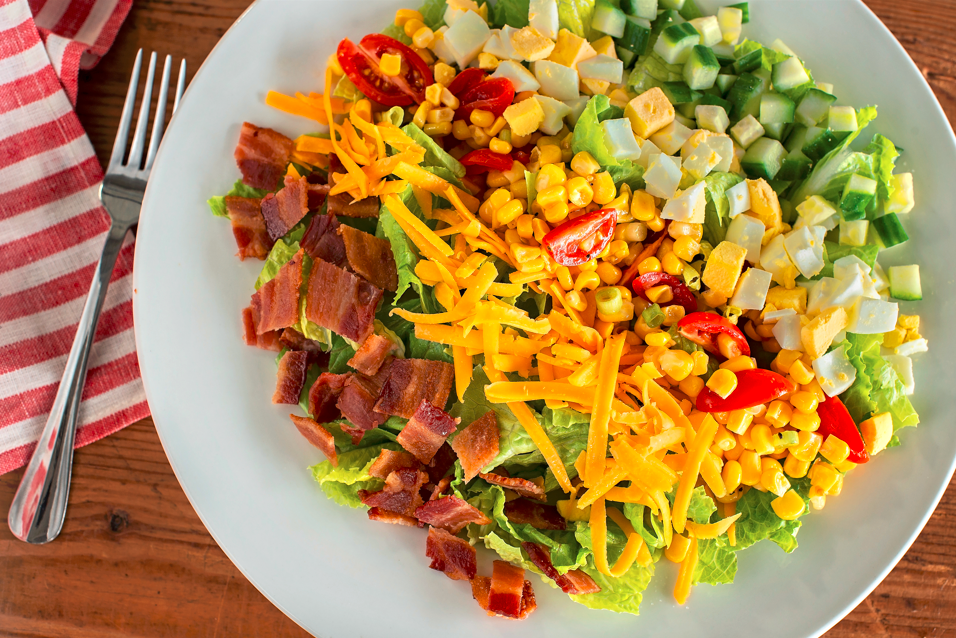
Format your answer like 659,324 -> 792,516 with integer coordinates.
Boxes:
661,182 -> 707,224
534,95 -> 572,135
847,297 -> 899,334
443,9 -> 491,68
511,26 -> 556,61
702,241 -> 748,297
783,226 -> 825,279
503,97 -> 545,137
602,118 -> 642,161
643,153 -> 682,199
812,345 -> 858,397
731,267 -> 773,310
649,120 -> 694,156
483,26 -> 523,60
534,60 -> 580,101
683,139 -> 723,180
548,28 -> 597,68
577,54 -> 624,84
725,214 -> 765,264
726,180 -> 751,218
528,0 -> 558,39
772,313 -> 805,351
492,60 -> 540,92
624,87 -> 675,138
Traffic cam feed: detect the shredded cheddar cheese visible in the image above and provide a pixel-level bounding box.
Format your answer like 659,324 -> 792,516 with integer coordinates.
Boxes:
585,334 -> 625,488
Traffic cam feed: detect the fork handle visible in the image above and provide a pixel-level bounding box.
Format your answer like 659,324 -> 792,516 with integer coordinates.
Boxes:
8,222 -> 131,543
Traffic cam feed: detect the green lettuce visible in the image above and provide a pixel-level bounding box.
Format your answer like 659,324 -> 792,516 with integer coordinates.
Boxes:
623,503 -> 667,550
866,134 -> 900,205
693,537 -> 737,585
378,185 -> 425,299
734,39 -> 790,72
732,486 -> 804,553
327,334 -> 357,374
817,241 -> 880,279
491,0 -> 530,29
701,171 -> 744,245
626,51 -> 683,95
568,529 -> 655,615
255,240 -> 300,290
557,0 -> 595,38
309,444 -> 397,507
418,0 -> 450,29
686,486 -> 717,524
401,123 -> 466,180
571,95 -> 645,189
208,179 -> 269,218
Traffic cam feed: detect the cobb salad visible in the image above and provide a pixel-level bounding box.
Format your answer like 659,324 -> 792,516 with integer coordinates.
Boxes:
209,0 -> 924,619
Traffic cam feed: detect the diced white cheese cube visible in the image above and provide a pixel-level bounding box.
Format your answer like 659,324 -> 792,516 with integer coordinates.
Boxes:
847,297 -> 899,334
443,10 -> 492,69
812,345 -> 857,397
833,255 -> 871,278
534,60 -> 579,102
636,139 -> 662,170
760,234 -> 796,286
564,95 -> 590,127
886,172 -> 915,214
484,27 -> 523,60
602,118 -> 641,161
649,120 -> 694,156
783,226 -> 825,279
683,139 -> 722,180
644,154 -> 682,199
795,195 -> 837,226
528,0 -> 559,39
534,95 -> 572,135
661,181 -> 706,223
492,60 -> 540,92
731,267 -> 772,310
726,214 -> 765,264
577,54 -> 624,84
689,16 -> 723,47
726,180 -> 750,218
895,338 -> 928,357
884,354 -> 915,395
772,313 -> 804,351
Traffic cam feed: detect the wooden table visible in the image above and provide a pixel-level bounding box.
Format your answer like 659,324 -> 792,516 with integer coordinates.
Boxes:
2,1 -> 955,635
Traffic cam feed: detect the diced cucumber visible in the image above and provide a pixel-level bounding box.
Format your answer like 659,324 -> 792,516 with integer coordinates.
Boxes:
784,124 -> 808,152
688,16 -> 723,47
683,45 -> 720,90
660,0 -> 685,9
777,150 -> 812,181
839,219 -> 869,246
734,48 -> 763,75
715,73 -> 737,94
802,126 -> 841,161
770,38 -> 796,57
621,0 -> 658,20
768,179 -> 792,195
827,105 -> 858,140
839,174 -> 877,220
872,213 -> 909,247
771,56 -> 811,92
726,72 -> 767,120
729,2 -> 749,23
677,100 -> 700,119
675,113 -> 697,128
617,15 -> 653,54
678,0 -> 703,20
696,104 -> 730,133
742,137 -> 786,180
888,265 -> 922,301
662,81 -> 702,104
763,122 -> 792,141
795,88 -> 837,126
653,22 -> 700,64
730,114 -> 765,148
592,1 -> 627,38
699,92 -> 733,113
616,46 -> 638,67
759,92 -> 796,125
717,6 -> 743,45
711,43 -> 737,66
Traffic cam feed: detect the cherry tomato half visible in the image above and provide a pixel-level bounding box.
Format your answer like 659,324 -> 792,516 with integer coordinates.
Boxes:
460,149 -> 514,173
541,208 -> 617,267
448,68 -> 488,97
336,34 -> 433,106
696,369 -> 796,412
458,78 -> 515,119
631,272 -> 698,316
678,312 -> 751,358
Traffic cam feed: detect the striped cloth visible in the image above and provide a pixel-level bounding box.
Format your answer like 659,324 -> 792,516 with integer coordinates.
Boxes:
0,0 -> 147,475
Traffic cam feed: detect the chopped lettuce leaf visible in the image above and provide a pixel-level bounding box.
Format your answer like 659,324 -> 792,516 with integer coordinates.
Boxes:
817,241 -> 880,279
418,0 -> 449,30
687,486 -> 717,524
569,525 -> 655,615
297,364 -> 322,414
701,171 -> 744,245
733,487 -> 803,553
309,444 -> 396,508
408,331 -> 454,364
693,537 -> 737,585
491,0 -> 530,29
571,95 -> 645,189
327,333 -> 357,374
377,185 -> 425,300
734,39 -> 790,72
841,333 -> 920,437
623,503 -> 667,550
208,179 -> 268,218
255,240 -> 299,290
401,123 -> 466,179
381,22 -> 413,45
626,52 -> 682,95
865,133 -> 900,205
557,0 -> 596,38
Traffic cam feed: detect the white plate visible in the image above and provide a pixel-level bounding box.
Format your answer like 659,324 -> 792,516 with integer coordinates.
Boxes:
133,1 -> 956,636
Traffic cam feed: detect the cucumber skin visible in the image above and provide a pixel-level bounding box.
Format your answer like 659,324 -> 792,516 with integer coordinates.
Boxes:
872,213 -> 909,247
889,265 -> 922,301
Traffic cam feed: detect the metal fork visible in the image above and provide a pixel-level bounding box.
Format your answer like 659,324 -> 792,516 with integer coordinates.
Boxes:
8,51 -> 186,544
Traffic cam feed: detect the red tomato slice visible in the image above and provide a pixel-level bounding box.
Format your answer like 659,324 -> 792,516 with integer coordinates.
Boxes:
448,68 -> 488,97
460,149 -> 514,173
677,312 -> 751,358
336,34 -> 434,107
541,209 -> 617,267
458,78 -> 516,119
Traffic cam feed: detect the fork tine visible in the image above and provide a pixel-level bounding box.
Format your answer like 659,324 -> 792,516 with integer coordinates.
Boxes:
144,55 -> 172,170
108,49 -> 142,170
173,58 -> 186,113
126,51 -> 157,169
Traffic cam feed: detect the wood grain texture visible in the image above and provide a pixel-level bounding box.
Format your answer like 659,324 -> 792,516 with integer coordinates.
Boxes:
1,0 -> 954,636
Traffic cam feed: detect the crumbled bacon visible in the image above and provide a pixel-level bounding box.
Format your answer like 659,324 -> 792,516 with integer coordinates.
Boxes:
234,122 -> 293,190
251,249 -> 303,334
425,527 -> 477,581
272,350 -> 308,404
521,542 -> 600,595
503,499 -> 566,531
338,361 -> 392,443
338,225 -> 398,292
307,372 -> 349,423
415,496 -> 491,534
305,259 -> 382,343
327,192 -> 380,218
260,175 -> 309,241
487,561 -> 530,618
472,576 -> 536,619
225,196 -> 273,260
347,333 -> 395,376
374,358 -> 455,419
368,449 -> 419,480
288,414 -> 337,466
367,507 -> 417,526
361,467 -> 427,517
396,400 -> 460,464
429,476 -> 452,501
426,443 -> 458,485
301,214 -> 347,267
479,472 -> 546,501
306,180 -> 330,210
451,411 -> 499,482
241,305 -> 281,351
279,328 -> 329,367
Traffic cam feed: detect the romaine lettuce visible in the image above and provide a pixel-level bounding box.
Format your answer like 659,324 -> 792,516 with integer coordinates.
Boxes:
557,0 -> 596,38
309,444 -> 396,507
817,241 -> 880,279
626,52 -> 683,95
734,40 -> 790,72
701,171 -> 744,245
207,179 -> 269,218
491,0 -> 530,29
693,537 -> 737,585
733,486 -> 803,553
401,123 -> 466,180
378,185 -> 426,299
571,95 -> 645,189
255,240 -> 300,290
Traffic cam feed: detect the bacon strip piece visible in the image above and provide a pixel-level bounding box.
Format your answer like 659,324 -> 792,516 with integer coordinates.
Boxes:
338,360 -> 392,444
451,411 -> 499,482
289,414 -> 337,466
327,192 -> 380,218
374,358 -> 455,419
361,467 -> 427,517
279,328 -> 329,367
426,443 -> 457,485
308,372 -> 349,423
368,449 -> 419,480
305,173 -> 330,210
479,472 -> 546,501
251,249 -> 303,334
234,122 -> 293,190
305,259 -> 382,343
241,305 -> 281,351
425,527 -> 477,581
396,400 -> 460,464
471,577 -> 536,619
338,225 -> 398,292
521,542 -> 601,595
429,476 -> 452,501
260,175 -> 309,241
225,196 -> 273,260
367,507 -> 417,526
272,350 -> 308,404
503,499 -> 566,531
415,496 -> 491,534
301,214 -> 347,267
347,333 -> 395,376
488,561 -> 530,618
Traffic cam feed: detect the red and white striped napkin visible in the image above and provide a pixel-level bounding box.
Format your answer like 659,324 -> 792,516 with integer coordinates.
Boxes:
0,0 -> 148,475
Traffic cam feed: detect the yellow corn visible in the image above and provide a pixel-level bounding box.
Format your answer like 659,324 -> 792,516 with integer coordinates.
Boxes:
395,8 -> 423,25
720,356 -> 757,372
789,360 -> 815,385
644,331 -> 672,348
764,401 -> 792,428
488,188 -> 512,210
471,125 -> 492,146
537,185 -> 567,208
634,256 -> 660,276
452,119 -> 471,140
496,199 -> 525,225
379,53 -> 402,76
423,122 -> 451,136
647,214 -> 666,232
690,351 -> 709,376
801,379 -> 826,402
760,457 -> 790,497
789,391 -> 819,413
413,26 -> 435,48
591,172 -> 616,205
413,102 -> 433,128
789,431 -> 823,463
432,62 -> 455,86
662,304 -> 686,326
722,459 -> 742,493
739,451 -> 762,486
630,190 -> 656,221
490,137 -> 512,154
469,109 -> 495,128
672,236 -> 700,262
567,177 -> 594,207
725,409 -> 753,435
403,18 -> 425,37
809,460 -> 840,492
661,252 -> 684,276
783,454 -> 810,478
510,178 -> 529,198
678,375 -> 705,399
771,349 -> 802,375
819,434 -> 850,464
544,201 -> 570,223
488,116 -> 507,137
511,244 -> 541,264
665,533 -> 692,563
771,489 -> 805,520
790,410 -> 820,432
574,271 -> 601,291
707,369 -> 738,399
538,144 -> 563,165
571,151 -> 601,176
659,349 -> 694,381
645,285 -> 673,304
596,262 -> 622,285
427,107 -> 455,123
750,424 -> 774,455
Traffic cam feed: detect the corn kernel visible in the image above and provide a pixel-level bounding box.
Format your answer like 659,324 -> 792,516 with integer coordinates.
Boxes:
827,472 -> 844,496
427,107 -> 455,123
720,356 -> 757,373
592,172 -> 615,205
574,271 -> 601,291
772,349 -> 803,375
788,360 -> 815,385
659,349 -> 694,381
801,379 -> 826,403
692,351 -> 709,376
662,304 -> 685,326
570,151 -> 600,176
488,188 -> 512,210
503,228 -> 522,245
750,423 -> 774,455
531,218 -> 550,243
739,451 -> 762,486
668,221 -> 704,242
660,252 -> 683,277
707,369 -> 738,399
678,375 -> 705,398
544,201 -> 570,223
790,410 -> 820,432
809,460 -> 840,492
645,285 -> 673,304
536,164 -> 567,192
536,185 -> 567,208
511,244 -> 540,264
719,459 -> 742,493
412,26 -> 435,48
538,144 -> 563,165
790,391 -> 819,414
403,18 -> 425,37
726,409 -> 753,435
665,534 -> 691,563
760,457 -> 790,496
672,236 -> 700,262
630,190 -> 656,221
432,62 -> 455,86
637,256 -> 662,276
470,109 -> 495,128
819,434 -> 850,464
783,454 -> 810,478
510,178 -> 529,198
395,8 -> 423,25
413,102 -> 433,128
487,137 -> 511,154
647,214 -> 666,232
470,124 -> 492,146
596,262 -> 622,285
771,489 -> 805,520
644,331 -> 672,348
567,176 -> 594,207
485,170 -> 510,188
452,119 -> 471,140
423,122 -> 452,136
379,53 -> 402,76
789,431 -> 823,463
